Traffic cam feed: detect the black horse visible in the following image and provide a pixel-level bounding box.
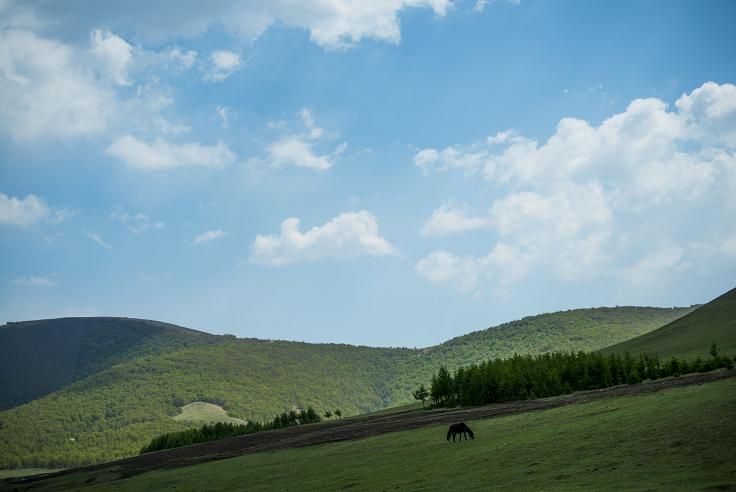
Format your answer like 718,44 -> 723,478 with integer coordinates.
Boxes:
447,423 -> 474,442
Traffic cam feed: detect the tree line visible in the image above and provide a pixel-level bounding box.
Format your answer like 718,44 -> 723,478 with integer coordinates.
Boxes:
425,344 -> 734,408
140,406 -> 329,454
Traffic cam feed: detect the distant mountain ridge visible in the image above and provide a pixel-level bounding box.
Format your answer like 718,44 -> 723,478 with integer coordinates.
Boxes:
0,304 -> 696,468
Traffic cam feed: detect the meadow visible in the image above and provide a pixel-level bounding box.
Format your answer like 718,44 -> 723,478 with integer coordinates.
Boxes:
24,376 -> 736,491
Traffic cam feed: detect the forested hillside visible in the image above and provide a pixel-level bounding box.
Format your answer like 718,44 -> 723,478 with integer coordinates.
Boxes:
0,318 -> 219,410
0,305 -> 693,468
391,306 -> 695,396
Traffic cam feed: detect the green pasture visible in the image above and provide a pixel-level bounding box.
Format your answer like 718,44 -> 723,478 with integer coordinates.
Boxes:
31,375 -> 736,491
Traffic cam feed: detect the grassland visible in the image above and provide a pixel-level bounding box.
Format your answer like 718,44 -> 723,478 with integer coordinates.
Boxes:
0,306 -> 692,469
604,287 -> 736,359
172,402 -> 247,425
22,376 -> 736,491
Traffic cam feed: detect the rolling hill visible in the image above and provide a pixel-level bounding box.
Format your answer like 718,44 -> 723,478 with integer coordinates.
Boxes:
603,287 -> 736,359
0,305 -> 693,469
0,318 -> 219,411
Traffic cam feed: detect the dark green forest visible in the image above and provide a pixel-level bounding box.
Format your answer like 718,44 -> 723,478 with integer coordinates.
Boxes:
0,306 -> 693,468
429,345 -> 734,407
140,407 -> 322,454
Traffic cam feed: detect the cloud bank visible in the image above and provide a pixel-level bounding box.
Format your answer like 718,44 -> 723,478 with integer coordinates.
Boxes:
415,82 -> 736,293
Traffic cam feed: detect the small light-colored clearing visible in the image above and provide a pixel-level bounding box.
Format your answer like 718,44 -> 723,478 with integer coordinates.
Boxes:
173,402 -> 247,425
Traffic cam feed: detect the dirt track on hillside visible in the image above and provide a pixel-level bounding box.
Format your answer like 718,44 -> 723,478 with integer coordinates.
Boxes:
4,369 -> 735,489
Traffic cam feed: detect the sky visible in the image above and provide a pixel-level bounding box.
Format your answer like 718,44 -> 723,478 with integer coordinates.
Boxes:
1,0 -> 735,347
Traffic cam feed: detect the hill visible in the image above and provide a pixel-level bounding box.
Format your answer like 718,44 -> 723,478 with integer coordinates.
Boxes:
603,287 -> 736,359
0,318 -> 219,411
0,306 -> 692,468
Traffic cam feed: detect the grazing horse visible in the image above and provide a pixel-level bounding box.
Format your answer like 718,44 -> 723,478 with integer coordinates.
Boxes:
447,423 -> 474,442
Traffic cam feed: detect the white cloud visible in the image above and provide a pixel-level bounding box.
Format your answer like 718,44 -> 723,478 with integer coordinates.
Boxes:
11,276 -> 57,287
0,192 -> 49,226
250,210 -> 396,266
675,81 -> 736,147
106,135 -> 236,170
194,229 -> 225,244
0,29 -> 114,140
5,2 -> 456,50
299,108 -> 324,139
421,202 -> 491,236
85,230 -> 112,249
268,137 -> 334,171
215,105 -> 232,128
90,29 -> 133,85
165,47 -> 197,70
110,207 -> 164,233
0,29 -> 190,143
265,109 -> 346,172
206,50 -> 240,82
416,244 -> 530,294
416,81 -> 736,294
413,145 -> 488,175
270,1 -> 452,49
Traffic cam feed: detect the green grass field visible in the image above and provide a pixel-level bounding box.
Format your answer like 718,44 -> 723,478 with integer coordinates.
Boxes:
31,376 -> 736,491
172,402 -> 247,425
604,287 -> 736,359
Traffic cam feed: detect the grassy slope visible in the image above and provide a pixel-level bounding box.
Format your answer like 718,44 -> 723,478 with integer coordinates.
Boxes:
0,318 -> 219,410
0,306 -> 693,469
603,287 -> 736,359
30,376 -> 736,491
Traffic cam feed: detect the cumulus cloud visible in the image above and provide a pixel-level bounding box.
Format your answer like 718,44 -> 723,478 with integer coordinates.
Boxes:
415,81 -> 736,293
206,50 -> 240,81
250,211 -> 396,266
265,108 -> 346,172
194,229 -> 225,244
0,29 -> 114,140
90,28 -> 133,85
0,28 -> 192,143
0,192 -> 50,226
11,276 -> 57,287
106,135 -> 236,170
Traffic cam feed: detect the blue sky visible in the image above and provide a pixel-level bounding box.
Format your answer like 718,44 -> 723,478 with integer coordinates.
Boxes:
1,0 -> 735,347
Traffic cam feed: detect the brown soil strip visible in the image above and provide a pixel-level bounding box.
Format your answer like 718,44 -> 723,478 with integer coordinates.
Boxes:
4,369 -> 734,490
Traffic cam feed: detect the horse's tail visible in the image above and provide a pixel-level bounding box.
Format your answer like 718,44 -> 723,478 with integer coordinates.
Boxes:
446,428 -> 452,441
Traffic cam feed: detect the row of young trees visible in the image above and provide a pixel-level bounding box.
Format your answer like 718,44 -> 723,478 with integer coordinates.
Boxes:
423,345 -> 734,408
140,406 -> 324,454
